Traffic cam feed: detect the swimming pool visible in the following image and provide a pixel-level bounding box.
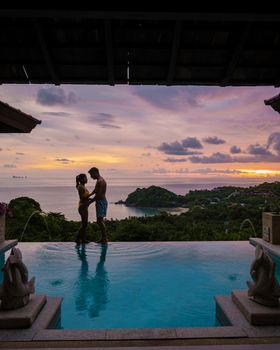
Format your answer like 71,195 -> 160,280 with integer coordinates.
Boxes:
3,241 -> 273,330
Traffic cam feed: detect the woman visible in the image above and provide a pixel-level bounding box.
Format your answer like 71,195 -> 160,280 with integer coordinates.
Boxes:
75,174 -> 94,245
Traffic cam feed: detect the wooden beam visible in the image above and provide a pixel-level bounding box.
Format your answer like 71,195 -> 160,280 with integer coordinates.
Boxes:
1,10 -> 280,22
167,20 -> 183,85
104,19 -> 114,85
221,23 -> 251,86
32,18 -> 59,85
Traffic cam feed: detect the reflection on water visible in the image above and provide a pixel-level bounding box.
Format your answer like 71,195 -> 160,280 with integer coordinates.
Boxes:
75,244 -> 109,318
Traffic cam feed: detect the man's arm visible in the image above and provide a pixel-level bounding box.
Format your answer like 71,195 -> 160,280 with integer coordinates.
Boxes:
89,181 -> 102,203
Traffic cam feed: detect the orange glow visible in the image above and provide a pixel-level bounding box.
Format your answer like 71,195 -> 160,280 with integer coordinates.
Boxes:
21,154 -> 127,170
238,169 -> 280,176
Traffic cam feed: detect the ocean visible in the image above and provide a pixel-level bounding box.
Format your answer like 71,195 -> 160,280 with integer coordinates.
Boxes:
0,177 -> 262,221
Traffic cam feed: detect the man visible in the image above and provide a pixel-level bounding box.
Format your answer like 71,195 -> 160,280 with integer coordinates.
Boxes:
88,167 -> 108,244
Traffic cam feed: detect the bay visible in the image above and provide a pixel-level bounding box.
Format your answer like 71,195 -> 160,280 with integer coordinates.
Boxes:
0,179 -> 260,221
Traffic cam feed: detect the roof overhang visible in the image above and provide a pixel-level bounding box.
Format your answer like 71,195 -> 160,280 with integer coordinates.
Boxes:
0,100 -> 41,133
264,94 -> 280,114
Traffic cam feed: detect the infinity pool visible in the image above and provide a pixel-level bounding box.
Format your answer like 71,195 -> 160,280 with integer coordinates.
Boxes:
3,242 -> 266,329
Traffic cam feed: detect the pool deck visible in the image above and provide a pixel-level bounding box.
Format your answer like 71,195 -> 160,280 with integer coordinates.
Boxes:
1,322 -> 280,349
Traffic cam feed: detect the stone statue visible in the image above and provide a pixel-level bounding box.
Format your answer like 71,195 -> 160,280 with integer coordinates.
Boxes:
0,247 -> 35,310
247,244 -> 280,307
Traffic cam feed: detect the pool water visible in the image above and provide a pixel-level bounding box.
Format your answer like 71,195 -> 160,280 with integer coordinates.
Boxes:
2,241 -> 272,329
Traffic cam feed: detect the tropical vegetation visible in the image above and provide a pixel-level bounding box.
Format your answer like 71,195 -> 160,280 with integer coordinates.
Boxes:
5,181 -> 280,242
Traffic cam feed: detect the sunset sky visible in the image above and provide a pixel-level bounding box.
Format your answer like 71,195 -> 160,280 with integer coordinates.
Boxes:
1,84 -> 280,184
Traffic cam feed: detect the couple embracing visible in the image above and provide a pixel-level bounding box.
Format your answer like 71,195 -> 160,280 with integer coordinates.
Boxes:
75,167 -> 108,245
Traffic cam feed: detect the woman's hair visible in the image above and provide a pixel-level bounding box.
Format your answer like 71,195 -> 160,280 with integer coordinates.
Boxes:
76,173 -> 86,189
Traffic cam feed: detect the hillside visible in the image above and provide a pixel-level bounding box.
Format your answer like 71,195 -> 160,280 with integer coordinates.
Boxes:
5,181 -> 280,242
124,185 -> 187,207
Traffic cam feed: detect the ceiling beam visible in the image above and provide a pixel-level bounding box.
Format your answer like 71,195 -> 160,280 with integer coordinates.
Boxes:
167,20 -> 183,85
104,19 -> 115,85
33,18 -> 60,85
1,10 -> 280,22
221,22 -> 251,86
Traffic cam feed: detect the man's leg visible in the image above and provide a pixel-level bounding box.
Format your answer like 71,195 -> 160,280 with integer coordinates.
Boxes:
97,217 -> 108,243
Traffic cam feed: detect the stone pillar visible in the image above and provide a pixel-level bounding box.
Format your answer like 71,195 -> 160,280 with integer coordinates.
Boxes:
262,212 -> 280,244
0,214 -> 5,243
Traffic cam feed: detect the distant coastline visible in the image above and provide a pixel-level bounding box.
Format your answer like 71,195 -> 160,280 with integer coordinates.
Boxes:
0,181 -> 276,221
7,181 -> 278,242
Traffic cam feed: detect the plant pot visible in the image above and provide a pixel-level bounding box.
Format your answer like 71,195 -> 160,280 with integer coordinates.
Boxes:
0,214 -> 5,243
262,212 -> 280,245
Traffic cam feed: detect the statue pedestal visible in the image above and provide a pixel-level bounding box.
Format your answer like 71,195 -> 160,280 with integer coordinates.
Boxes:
232,290 -> 280,325
0,294 -> 46,328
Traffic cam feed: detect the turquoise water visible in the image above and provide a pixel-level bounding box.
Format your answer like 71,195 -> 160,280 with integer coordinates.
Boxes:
2,241 -> 271,329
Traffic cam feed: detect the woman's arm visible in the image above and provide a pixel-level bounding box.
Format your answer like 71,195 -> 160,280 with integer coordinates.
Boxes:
78,186 -> 91,199
89,189 -> 96,196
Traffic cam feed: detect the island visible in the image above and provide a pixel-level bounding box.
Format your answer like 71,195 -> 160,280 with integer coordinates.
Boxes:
115,185 -> 188,208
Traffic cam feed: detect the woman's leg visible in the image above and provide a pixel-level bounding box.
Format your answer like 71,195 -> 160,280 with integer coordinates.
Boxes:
76,206 -> 89,243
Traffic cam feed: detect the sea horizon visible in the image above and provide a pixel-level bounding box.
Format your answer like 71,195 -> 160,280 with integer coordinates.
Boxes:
0,177 -> 275,221
0,174 -> 271,188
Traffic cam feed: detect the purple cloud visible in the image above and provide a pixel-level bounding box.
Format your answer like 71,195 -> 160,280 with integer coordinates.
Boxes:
267,132 -> 280,154
132,86 -> 202,110
202,136 -> 226,145
181,137 -> 203,149
4,164 -> 17,168
37,87 -> 78,106
158,142 -> 189,155
41,112 -> 72,117
88,113 -> 121,129
190,151 -> 280,163
190,152 -> 233,163
247,144 -> 272,156
230,146 -> 241,154
164,158 -> 188,162
158,141 -> 202,155
55,158 -> 75,164
100,124 -> 121,129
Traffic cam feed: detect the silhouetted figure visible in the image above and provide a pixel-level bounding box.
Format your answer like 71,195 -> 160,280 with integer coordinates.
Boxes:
75,174 -> 95,245
88,167 -> 108,244
0,247 -> 35,310
75,244 -> 109,318
247,244 -> 280,307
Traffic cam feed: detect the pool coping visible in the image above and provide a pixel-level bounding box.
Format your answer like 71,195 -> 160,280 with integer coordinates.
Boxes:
249,238 -> 280,259
0,318 -> 280,344
0,325 -> 257,345
1,326 -> 280,349
3,290 -> 279,345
